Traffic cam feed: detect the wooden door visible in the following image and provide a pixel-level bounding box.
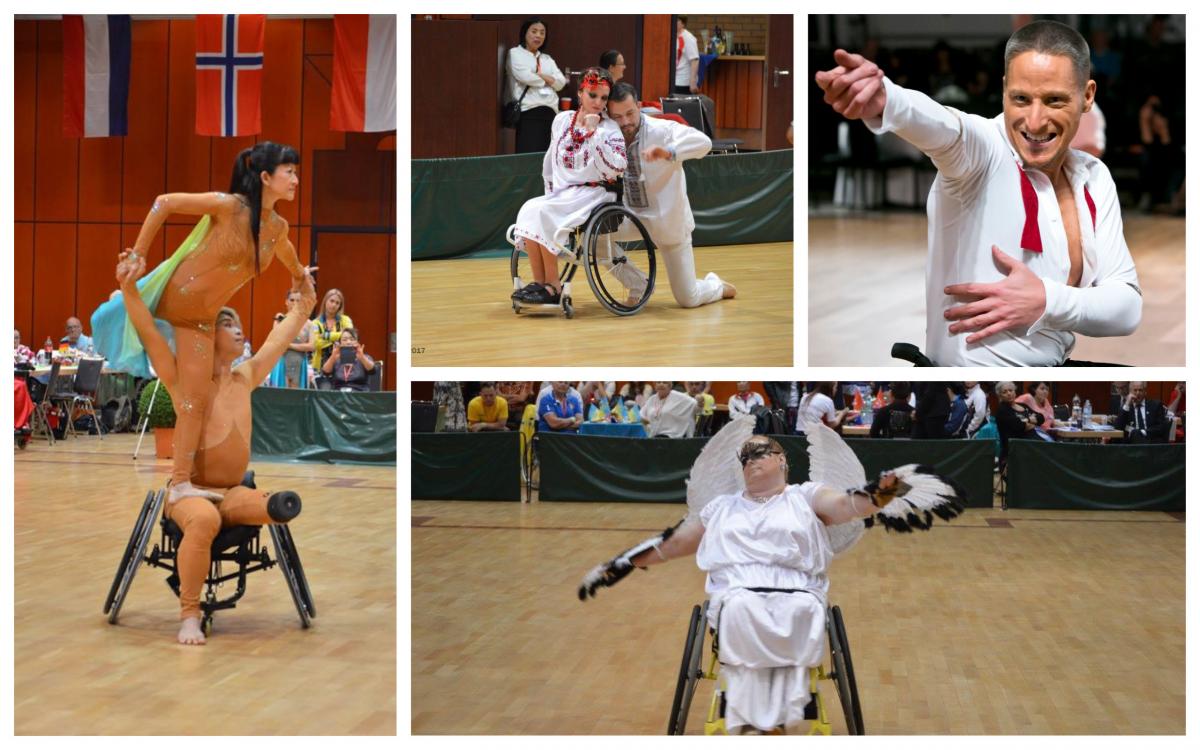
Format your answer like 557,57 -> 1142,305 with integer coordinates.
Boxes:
764,14 -> 794,150
411,18 -> 501,157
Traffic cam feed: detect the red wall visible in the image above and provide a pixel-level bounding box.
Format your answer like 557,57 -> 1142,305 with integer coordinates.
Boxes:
14,17 -> 396,389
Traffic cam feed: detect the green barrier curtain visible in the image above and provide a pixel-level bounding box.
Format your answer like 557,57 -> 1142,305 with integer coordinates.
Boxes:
538,434 -> 992,507
251,388 -> 396,464
411,432 -> 522,501
1006,441 -> 1184,511
411,149 -> 793,259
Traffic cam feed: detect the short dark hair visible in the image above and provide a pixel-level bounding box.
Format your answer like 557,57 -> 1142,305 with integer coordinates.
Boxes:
1027,381 -> 1051,395
341,327 -> 359,341
479,381 -> 496,391
677,15 -> 688,26
890,382 -> 912,401
609,81 -> 639,104
1004,19 -> 1090,90
600,49 -> 622,69
518,18 -> 547,52
948,382 -> 966,397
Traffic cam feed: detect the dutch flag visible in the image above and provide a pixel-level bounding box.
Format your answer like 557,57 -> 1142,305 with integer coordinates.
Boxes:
62,15 -> 131,138
330,15 -> 396,133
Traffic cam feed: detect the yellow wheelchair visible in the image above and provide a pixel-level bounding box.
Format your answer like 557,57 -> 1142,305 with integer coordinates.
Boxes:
666,600 -> 865,735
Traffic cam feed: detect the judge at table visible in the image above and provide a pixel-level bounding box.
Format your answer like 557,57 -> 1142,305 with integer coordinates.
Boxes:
641,381 -> 700,438
1113,381 -> 1170,443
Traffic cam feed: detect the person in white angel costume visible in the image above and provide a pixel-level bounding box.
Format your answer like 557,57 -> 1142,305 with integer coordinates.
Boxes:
579,416 -> 966,734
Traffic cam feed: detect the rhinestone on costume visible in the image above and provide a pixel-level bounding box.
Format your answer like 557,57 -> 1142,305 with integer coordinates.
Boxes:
181,399 -> 196,413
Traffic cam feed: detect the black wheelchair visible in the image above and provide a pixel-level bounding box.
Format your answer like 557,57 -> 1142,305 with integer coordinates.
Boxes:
103,472 -> 314,636
667,601 -> 865,735
508,193 -> 657,319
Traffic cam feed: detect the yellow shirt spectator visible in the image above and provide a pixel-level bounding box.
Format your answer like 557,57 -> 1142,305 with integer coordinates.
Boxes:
698,393 -> 715,416
468,393 -> 509,430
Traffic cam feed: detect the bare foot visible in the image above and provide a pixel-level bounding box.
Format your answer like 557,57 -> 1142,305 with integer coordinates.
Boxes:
168,480 -> 223,503
177,616 -> 206,646
721,281 -> 738,299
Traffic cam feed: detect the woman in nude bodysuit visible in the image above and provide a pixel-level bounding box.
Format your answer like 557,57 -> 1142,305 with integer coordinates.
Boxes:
93,143 -> 307,504
115,250 -> 316,645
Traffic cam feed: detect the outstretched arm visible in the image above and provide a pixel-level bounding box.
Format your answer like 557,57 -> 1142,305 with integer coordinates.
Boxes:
578,518 -> 703,600
242,266 -> 318,385
810,472 -> 899,526
272,222 -> 307,283
129,192 -> 240,258
115,252 -> 178,390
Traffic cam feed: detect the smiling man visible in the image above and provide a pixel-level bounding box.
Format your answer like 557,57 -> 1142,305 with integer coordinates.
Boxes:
816,20 -> 1142,366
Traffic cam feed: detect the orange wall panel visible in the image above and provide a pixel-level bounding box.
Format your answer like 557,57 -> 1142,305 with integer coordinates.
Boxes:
78,138 -> 124,222
642,15 -> 672,102
35,21 -> 79,222
121,19 -> 170,222
314,232 -> 391,372
15,22 -> 37,222
76,224 -> 124,325
15,224 -> 35,338
32,224 -> 78,344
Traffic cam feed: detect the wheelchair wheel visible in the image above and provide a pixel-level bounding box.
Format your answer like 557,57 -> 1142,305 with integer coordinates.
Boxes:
270,524 -> 312,628
583,203 -> 656,316
667,601 -> 707,735
105,489 -> 164,623
827,605 -> 864,735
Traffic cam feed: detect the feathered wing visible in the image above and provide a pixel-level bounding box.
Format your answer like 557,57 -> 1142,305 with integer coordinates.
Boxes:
804,419 -> 868,554
868,464 -> 968,533
685,415 -> 756,522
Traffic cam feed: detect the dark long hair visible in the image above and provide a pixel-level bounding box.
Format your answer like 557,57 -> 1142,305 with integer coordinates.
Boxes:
518,18 -> 547,53
228,141 -> 300,275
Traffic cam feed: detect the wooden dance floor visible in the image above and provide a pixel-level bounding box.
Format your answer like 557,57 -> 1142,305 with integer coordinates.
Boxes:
809,212 -> 1185,365
411,242 -> 793,366
14,434 -> 396,735
412,498 -> 1184,734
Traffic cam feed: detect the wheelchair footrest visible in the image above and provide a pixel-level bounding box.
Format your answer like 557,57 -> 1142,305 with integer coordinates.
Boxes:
804,693 -> 818,721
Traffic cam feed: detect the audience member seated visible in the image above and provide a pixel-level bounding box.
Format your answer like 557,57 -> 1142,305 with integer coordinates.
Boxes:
618,381 -> 653,408
870,381 -> 914,439
1108,382 -> 1130,415
580,381 -> 617,415
319,327 -> 375,391
944,383 -> 975,438
642,381 -> 699,438
1113,381 -> 1171,443
728,381 -> 765,416
795,381 -> 852,434
965,381 -> 989,437
14,330 -> 34,364
1015,381 -> 1056,428
994,381 -> 1045,460
538,381 -> 583,433
467,382 -> 510,432
61,317 -> 94,352
498,381 -> 534,430
688,381 -> 715,436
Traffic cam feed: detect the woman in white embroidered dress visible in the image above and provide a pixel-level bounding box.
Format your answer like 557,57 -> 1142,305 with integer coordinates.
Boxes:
509,67 -> 627,306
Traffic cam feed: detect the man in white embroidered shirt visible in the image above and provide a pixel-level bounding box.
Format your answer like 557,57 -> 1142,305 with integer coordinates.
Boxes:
816,20 -> 1142,366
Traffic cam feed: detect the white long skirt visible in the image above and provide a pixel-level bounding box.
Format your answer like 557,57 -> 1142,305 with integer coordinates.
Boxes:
512,185 -> 613,254
710,588 -> 827,732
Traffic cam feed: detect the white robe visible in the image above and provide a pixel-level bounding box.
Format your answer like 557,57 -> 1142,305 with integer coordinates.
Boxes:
697,483 -> 833,731
512,111 -> 627,255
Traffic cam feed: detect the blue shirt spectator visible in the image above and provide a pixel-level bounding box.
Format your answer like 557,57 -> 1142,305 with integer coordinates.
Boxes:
538,381 -> 583,433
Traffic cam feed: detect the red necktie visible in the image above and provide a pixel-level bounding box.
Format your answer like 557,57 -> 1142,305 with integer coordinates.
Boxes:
677,35 -> 683,66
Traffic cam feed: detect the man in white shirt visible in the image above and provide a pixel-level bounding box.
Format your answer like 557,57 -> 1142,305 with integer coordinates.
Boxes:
674,16 -> 700,95
964,381 -> 989,437
607,83 -> 736,308
816,20 -> 1141,366
728,381 -> 766,416
642,381 -> 700,438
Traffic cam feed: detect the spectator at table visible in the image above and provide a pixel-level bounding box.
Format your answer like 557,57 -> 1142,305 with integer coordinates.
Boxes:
964,381 -> 989,437
467,382 -> 510,432
1114,381 -> 1171,444
538,380 -> 584,433
994,381 -> 1044,459
1109,382 -> 1130,415
618,381 -> 653,407
310,288 -> 353,374
319,327 -> 375,392
688,381 -> 715,436
61,316 -> 94,352
912,382 -> 951,439
580,381 -> 617,412
506,18 -> 566,154
870,381 -> 914,439
1016,381 -> 1056,428
433,382 -> 467,432
600,49 -> 625,82
944,383 -> 975,438
728,381 -> 765,416
674,16 -> 700,95
642,381 -> 699,438
795,382 -> 851,435
14,330 -> 34,365
498,381 -> 534,430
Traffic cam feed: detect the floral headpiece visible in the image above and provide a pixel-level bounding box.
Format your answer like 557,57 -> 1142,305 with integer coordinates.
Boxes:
580,70 -> 610,91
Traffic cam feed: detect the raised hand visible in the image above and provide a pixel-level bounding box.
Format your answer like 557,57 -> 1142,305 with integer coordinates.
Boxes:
943,246 -> 1047,344
814,48 -> 887,120
115,249 -> 146,290
642,145 -> 673,162
582,113 -> 600,132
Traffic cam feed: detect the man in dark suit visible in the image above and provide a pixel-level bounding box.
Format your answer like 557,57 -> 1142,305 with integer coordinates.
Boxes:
1113,381 -> 1171,443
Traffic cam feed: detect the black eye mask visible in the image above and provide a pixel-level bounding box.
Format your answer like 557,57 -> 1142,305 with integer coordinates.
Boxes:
737,442 -> 783,467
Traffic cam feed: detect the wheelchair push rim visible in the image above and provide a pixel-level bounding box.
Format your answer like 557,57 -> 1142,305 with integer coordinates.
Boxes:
106,489 -> 165,624
667,601 -> 707,735
269,524 -> 313,628
827,605 -> 864,735
582,204 -> 656,317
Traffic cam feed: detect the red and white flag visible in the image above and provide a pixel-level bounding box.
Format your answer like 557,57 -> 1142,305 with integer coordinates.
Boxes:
195,14 -> 265,137
63,15 -> 131,137
330,15 -> 396,132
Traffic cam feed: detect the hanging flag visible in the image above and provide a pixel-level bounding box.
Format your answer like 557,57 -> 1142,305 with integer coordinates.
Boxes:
195,14 -> 265,137
330,14 -> 396,132
63,15 -> 131,138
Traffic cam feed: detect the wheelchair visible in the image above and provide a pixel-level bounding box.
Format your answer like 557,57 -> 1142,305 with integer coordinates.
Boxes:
667,600 -> 865,735
102,472 -> 315,636
508,193 -> 657,319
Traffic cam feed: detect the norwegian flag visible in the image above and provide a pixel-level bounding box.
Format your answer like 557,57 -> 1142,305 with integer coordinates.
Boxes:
195,14 -> 265,137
